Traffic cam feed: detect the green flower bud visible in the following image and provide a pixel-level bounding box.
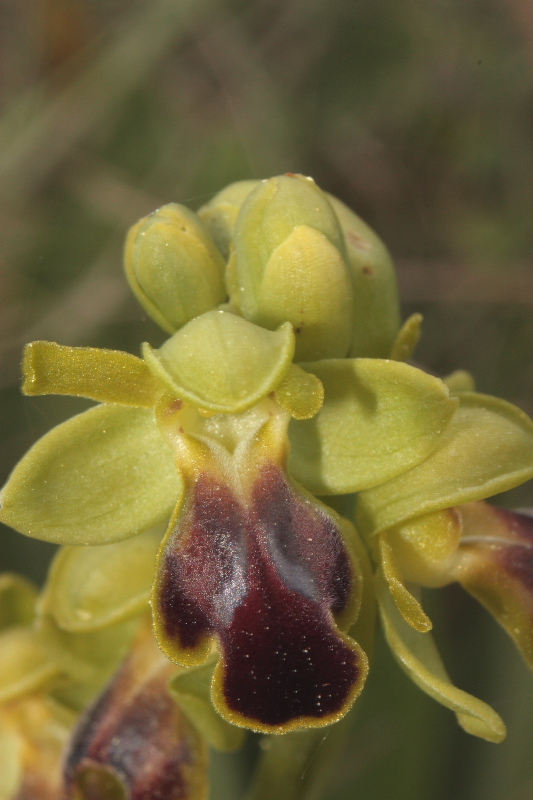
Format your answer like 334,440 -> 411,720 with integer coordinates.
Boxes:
198,179 -> 260,258
124,203 -> 226,334
233,174 -> 354,361
327,195 -> 401,358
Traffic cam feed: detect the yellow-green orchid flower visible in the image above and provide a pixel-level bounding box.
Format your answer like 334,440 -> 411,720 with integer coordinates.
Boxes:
355,388 -> 533,742
1,174 -> 533,748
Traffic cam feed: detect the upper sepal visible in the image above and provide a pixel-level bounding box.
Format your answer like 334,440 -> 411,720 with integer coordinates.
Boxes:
143,310 -> 295,414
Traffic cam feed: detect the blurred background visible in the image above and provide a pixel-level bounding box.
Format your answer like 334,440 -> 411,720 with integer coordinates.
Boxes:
0,1 -> 532,798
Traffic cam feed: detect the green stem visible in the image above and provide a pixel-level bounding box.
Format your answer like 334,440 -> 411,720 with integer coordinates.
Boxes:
246,715 -> 352,800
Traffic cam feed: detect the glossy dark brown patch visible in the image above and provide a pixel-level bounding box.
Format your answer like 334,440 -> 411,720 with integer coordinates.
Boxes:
156,465 -> 361,728
159,478 -> 248,650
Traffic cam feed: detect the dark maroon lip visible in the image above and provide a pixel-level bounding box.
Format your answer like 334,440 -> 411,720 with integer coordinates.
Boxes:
155,463 -> 364,730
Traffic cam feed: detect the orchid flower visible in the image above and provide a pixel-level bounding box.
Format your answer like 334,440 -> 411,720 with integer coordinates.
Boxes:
1,174 -> 533,776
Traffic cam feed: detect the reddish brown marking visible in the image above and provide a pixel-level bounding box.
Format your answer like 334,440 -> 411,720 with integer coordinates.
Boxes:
64,633 -> 205,800
156,466 -> 360,728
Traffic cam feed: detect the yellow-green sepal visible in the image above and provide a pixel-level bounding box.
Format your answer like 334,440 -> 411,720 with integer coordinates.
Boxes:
37,610 -> 139,691
170,661 -> 246,752
0,405 -> 181,545
22,341 -> 162,407
198,179 -> 260,258
376,574 -> 506,743
255,224 -> 353,361
233,175 -> 347,314
0,723 -> 21,800
357,392 -> 533,536
125,203 -> 226,334
42,524 -> 165,633
143,311 -> 295,414
327,194 -> 401,358
288,359 -> 458,495
0,627 -> 60,704
0,574 -> 38,630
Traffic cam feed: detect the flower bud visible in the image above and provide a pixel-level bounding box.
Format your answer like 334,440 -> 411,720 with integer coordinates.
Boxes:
125,203 -> 226,334
197,180 -> 260,258
327,195 -> 401,358
233,174 -> 354,361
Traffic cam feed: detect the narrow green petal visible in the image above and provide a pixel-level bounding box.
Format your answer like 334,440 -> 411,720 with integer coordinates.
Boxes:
23,341 -> 161,407
0,405 -> 181,545
289,359 -> 458,495
170,662 -> 246,752
390,313 -> 423,362
357,392 -> 533,536
388,508 -> 463,589
378,534 -> 432,632
43,524 -> 165,633
376,575 -> 506,743
143,310 -> 295,414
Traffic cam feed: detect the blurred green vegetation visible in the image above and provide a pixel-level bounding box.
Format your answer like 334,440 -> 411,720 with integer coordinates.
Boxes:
1,1 -> 532,798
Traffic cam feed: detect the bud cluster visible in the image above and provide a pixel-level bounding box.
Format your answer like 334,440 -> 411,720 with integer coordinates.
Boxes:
126,174 -> 401,361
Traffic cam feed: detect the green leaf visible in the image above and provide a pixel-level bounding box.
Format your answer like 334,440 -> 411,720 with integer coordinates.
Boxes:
143,311 -> 295,414
289,359 -> 458,495
376,575 -> 507,743
43,524 -> 165,632
357,392 -> 533,535
0,404 -> 181,545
